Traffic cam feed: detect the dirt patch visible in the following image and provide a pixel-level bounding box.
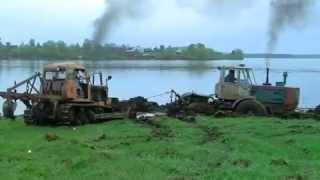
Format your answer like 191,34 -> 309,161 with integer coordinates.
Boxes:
288,125 -> 313,129
285,174 -> 306,180
45,133 -> 59,142
302,148 -> 310,155
208,161 -> 223,168
199,126 -> 223,144
232,159 -> 251,168
176,114 -> 196,123
287,125 -> 320,135
97,151 -> 113,160
152,127 -> 175,139
271,159 -> 288,166
136,118 -> 175,139
221,137 -> 231,144
93,134 -> 107,142
62,159 -> 73,167
160,148 -> 178,158
285,139 -> 296,144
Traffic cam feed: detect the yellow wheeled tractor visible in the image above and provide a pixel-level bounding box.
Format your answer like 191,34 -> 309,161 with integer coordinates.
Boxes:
0,63 -> 124,125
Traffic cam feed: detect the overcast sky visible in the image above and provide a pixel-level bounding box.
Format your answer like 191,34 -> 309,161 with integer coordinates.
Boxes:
1,0 -> 319,53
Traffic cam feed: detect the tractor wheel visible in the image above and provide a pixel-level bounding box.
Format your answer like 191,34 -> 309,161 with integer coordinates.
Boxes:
235,100 -> 268,116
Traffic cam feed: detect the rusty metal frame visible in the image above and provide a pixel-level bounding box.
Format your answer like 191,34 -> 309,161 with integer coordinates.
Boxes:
0,72 -> 42,108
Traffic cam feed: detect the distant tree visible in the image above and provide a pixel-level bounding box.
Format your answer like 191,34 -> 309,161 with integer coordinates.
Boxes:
82,39 -> 94,50
160,45 -> 165,51
231,49 -> 244,56
29,39 -> 36,47
0,38 -> 244,60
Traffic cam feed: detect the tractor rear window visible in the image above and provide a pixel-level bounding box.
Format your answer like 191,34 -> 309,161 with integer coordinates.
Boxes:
45,71 -> 66,80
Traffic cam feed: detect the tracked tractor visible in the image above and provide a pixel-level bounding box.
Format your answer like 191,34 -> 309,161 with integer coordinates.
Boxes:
0,63 -> 124,125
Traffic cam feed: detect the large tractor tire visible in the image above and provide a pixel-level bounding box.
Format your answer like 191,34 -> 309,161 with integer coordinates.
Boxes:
3,100 -> 16,119
235,99 -> 268,116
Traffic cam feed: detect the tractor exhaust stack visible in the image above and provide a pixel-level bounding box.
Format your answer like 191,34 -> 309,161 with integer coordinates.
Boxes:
264,68 -> 271,86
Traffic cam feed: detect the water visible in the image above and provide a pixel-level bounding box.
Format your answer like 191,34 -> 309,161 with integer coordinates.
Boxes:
0,59 -> 319,114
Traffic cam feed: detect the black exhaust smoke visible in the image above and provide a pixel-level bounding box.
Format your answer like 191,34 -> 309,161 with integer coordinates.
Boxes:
266,0 -> 315,67
92,0 -> 254,44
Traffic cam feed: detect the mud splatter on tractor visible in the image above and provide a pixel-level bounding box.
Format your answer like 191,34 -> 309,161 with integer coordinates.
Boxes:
0,63 -> 124,125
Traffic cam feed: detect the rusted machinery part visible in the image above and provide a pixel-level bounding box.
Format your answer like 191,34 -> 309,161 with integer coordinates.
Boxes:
2,99 -> 17,119
24,102 -> 123,126
23,109 -> 33,125
69,106 -> 123,125
70,107 -> 98,125
28,102 -> 53,125
235,99 -> 268,116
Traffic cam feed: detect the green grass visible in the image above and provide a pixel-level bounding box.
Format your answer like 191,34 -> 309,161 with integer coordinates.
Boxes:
0,116 -> 320,180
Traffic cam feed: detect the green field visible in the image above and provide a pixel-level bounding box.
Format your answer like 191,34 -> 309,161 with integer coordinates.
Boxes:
0,116 -> 320,180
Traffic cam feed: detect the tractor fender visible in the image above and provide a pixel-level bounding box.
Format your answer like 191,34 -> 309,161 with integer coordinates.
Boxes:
232,97 -> 256,110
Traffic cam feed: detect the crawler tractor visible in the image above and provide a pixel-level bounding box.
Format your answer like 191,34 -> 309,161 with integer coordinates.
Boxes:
0,63 -> 123,125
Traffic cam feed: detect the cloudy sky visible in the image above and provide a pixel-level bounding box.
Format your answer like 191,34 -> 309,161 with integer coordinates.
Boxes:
1,0 -> 319,53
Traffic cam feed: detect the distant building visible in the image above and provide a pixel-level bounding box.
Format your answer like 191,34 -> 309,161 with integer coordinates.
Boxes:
125,47 -> 144,57
143,48 -> 153,53
175,49 -> 183,55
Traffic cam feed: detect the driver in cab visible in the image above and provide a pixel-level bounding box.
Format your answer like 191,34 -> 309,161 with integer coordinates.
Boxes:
224,70 -> 237,83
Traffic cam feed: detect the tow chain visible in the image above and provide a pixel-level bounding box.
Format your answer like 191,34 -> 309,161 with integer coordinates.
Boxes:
146,91 -> 172,100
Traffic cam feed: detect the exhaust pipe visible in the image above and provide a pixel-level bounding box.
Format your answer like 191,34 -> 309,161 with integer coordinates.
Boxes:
283,72 -> 288,86
263,68 -> 271,86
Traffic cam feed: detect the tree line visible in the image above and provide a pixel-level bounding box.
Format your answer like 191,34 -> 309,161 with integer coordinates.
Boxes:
0,38 -> 244,60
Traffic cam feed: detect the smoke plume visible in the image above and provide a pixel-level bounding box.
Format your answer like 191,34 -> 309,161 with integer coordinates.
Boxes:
93,0 -> 144,44
93,0 -> 254,44
267,0 -> 314,66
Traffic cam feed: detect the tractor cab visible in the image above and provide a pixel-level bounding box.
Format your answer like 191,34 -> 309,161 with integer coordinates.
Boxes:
215,65 -> 256,100
43,63 -> 89,100
42,63 -> 111,102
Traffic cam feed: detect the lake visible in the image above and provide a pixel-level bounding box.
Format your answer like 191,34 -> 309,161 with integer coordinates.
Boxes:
0,59 -> 319,114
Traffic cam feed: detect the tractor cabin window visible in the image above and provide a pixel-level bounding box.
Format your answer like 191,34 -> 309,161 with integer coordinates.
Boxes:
238,69 -> 252,86
45,71 -> 66,80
